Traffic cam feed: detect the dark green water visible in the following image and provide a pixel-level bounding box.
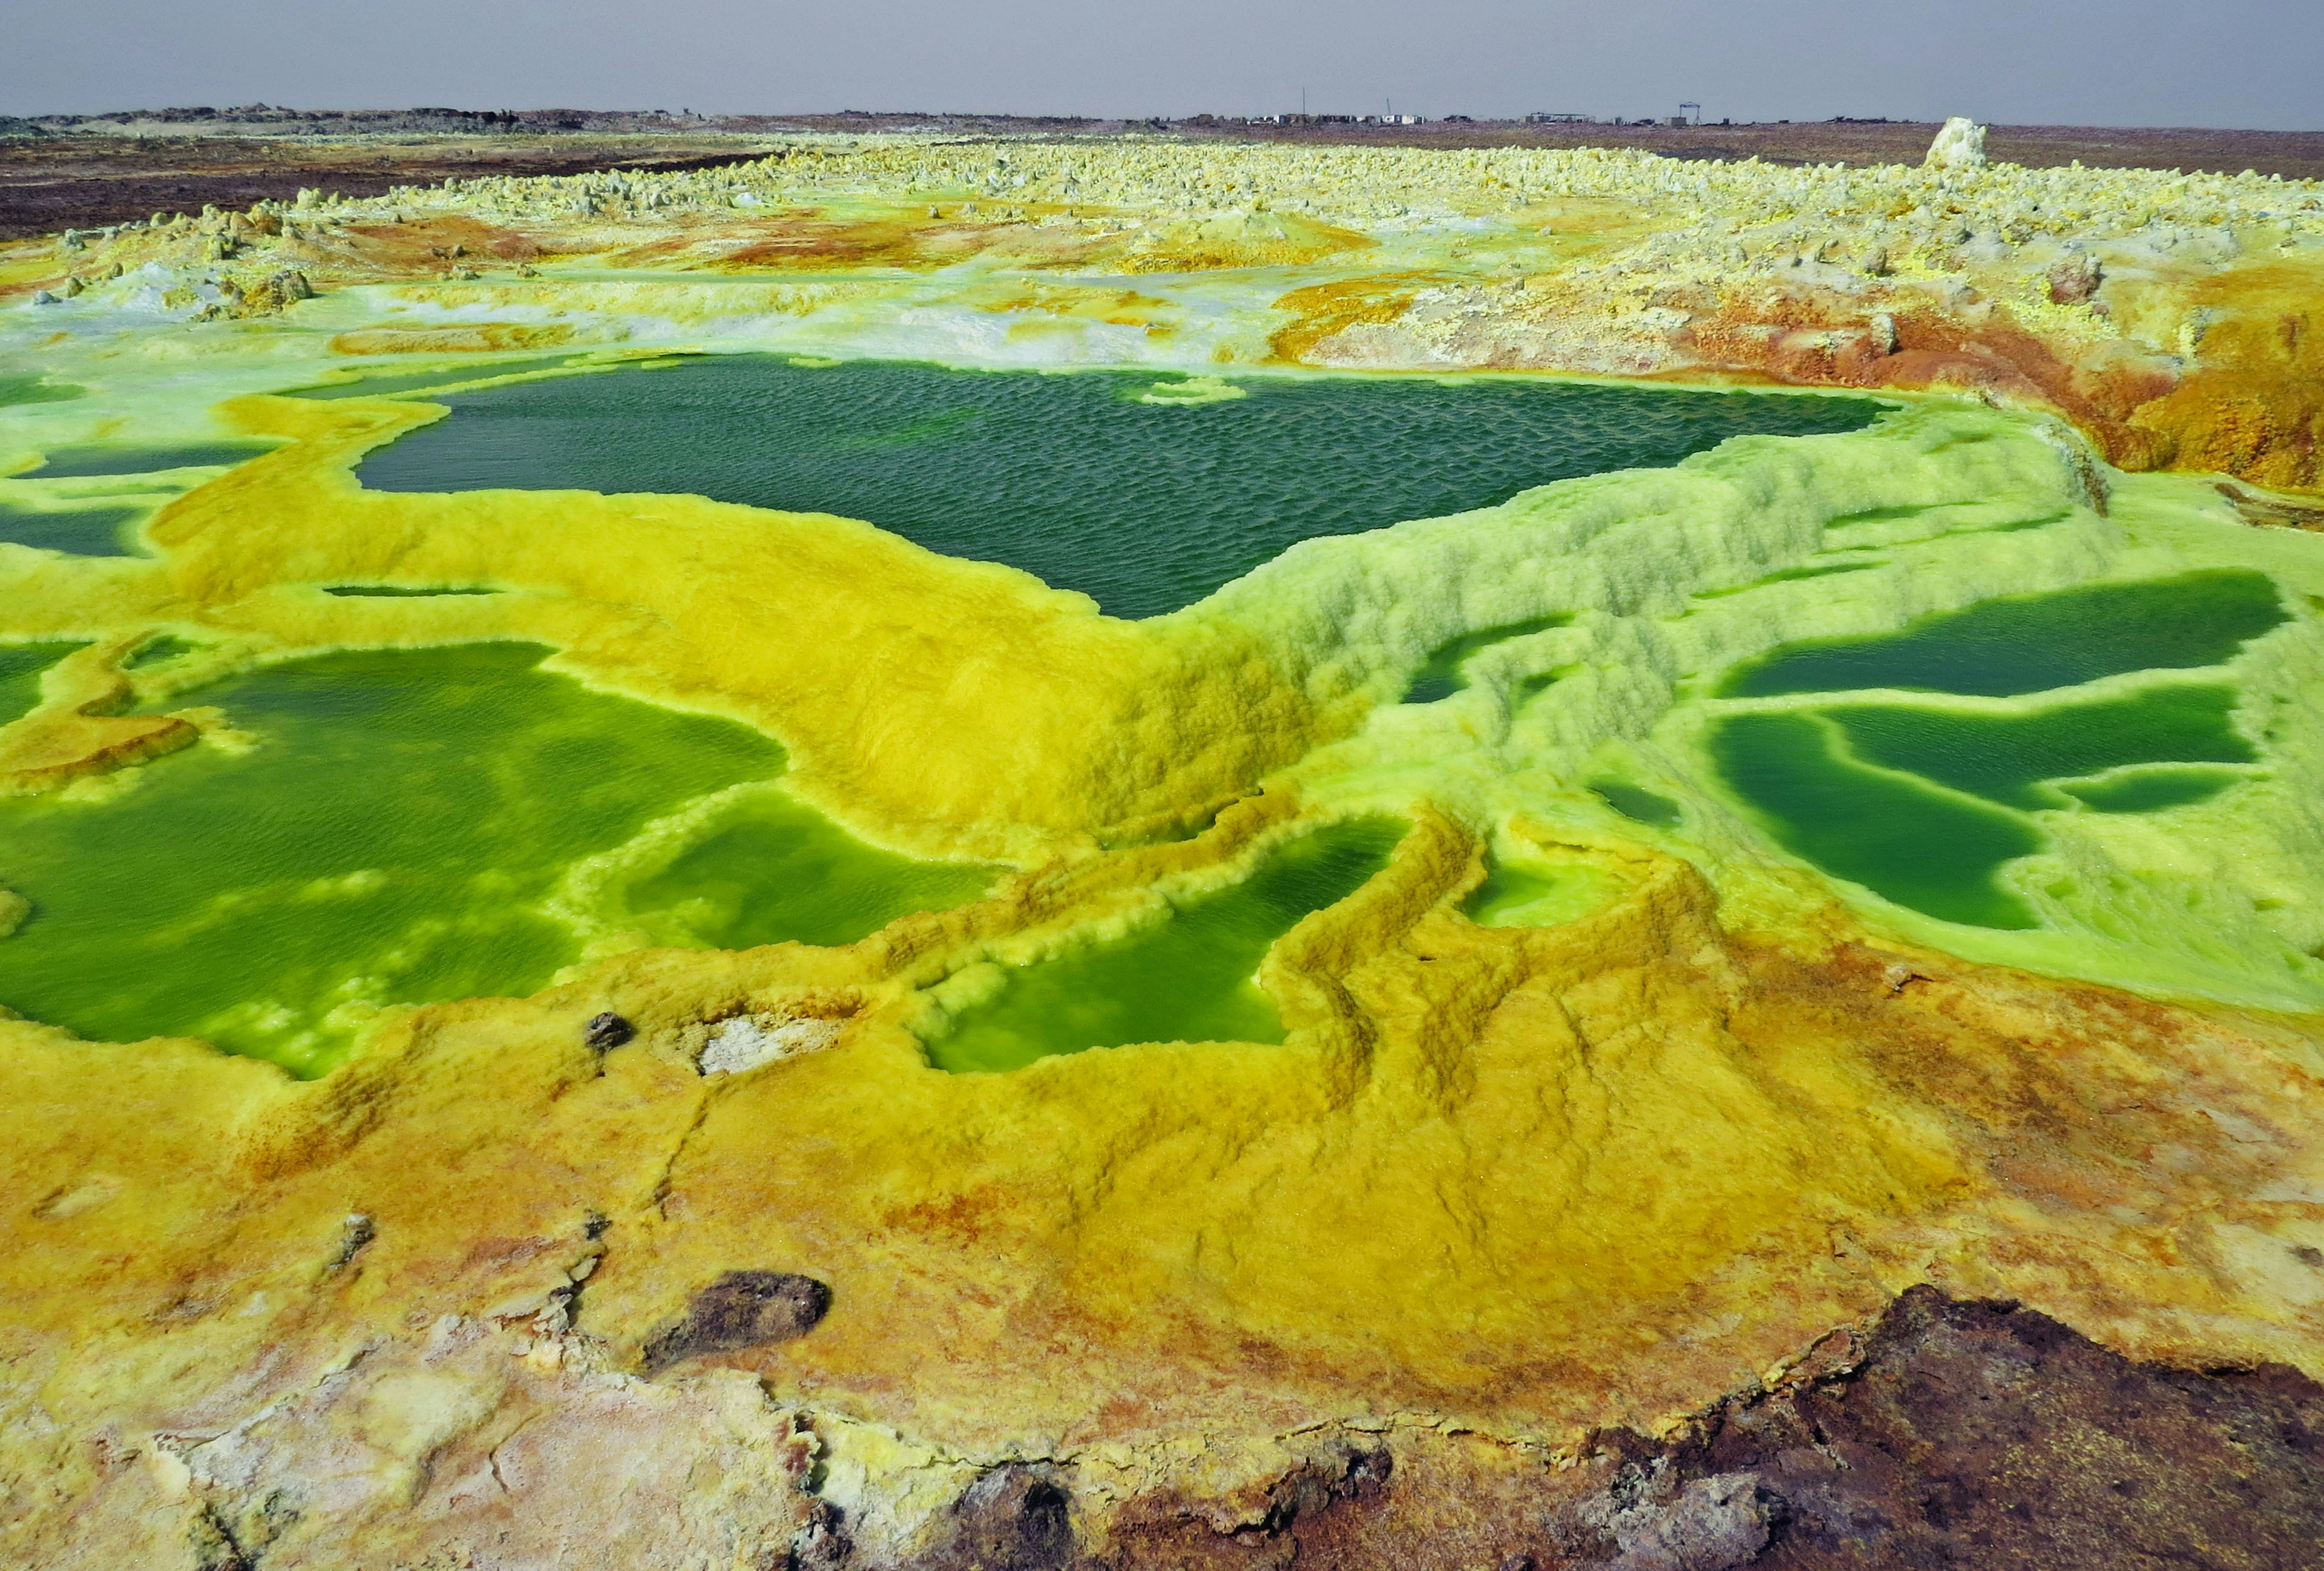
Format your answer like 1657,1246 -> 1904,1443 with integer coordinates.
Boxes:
1722,570 -> 2286,699
1715,668 -> 2267,927
0,375 -> 83,407
1712,711 -> 2045,929
355,356 -> 1880,619
31,443 -> 277,478
0,502 -> 146,556
927,817 -> 1403,1072
1403,615 -> 1569,703
0,644 -> 982,1072
1592,781 -> 1683,829
2063,766 -> 2245,813
0,642 -> 82,725
1827,685 -> 2254,812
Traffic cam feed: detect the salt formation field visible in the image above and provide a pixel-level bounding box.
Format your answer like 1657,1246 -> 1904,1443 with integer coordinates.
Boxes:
4,120 -> 2323,1568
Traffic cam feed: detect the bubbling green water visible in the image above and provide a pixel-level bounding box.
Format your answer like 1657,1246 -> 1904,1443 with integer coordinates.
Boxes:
926,817 -> 1404,1073
355,355 -> 1880,619
0,644 -> 985,1073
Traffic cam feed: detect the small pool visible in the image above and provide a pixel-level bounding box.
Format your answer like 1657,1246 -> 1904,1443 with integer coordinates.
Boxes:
1710,573 -> 2286,929
925,816 -> 1403,1072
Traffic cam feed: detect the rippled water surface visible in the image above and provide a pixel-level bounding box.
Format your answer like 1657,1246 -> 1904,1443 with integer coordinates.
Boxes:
358,356 -> 1882,618
0,644 -> 986,1072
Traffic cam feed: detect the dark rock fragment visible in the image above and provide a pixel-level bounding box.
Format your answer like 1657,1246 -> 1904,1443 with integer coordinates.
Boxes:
789,1497 -> 852,1571
930,1464 -> 1074,1571
642,1270 -> 830,1373
584,1010 -> 634,1050
327,1211 -> 375,1270
2219,480 -> 2324,532
1545,1283 -> 2324,1570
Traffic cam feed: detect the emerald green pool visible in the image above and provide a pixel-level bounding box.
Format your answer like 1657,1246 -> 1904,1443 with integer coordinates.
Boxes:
355,355 -> 1880,619
927,817 -> 1403,1073
1721,570 -> 2286,698
1592,780 -> 1684,830
1825,685 -> 2254,811
1712,710 -> 2046,929
0,502 -> 146,556
0,644 -> 983,1072
0,375 -> 83,407
0,642 -> 80,725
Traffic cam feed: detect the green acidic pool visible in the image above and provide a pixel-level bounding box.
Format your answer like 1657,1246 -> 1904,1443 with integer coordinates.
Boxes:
0,642 -> 82,725
31,442 -> 278,478
355,355 -> 1880,619
1403,616 -> 1569,703
1711,710 -> 2044,929
0,375 -> 84,407
2062,766 -> 2247,813
0,643 -> 907,1073
1721,570 -> 2287,698
1712,684 -> 2265,929
926,817 -> 1404,1072
1825,685 -> 2255,811
603,786 -> 994,952
1591,781 -> 1683,829
1463,856 -> 1621,928
0,502 -> 147,556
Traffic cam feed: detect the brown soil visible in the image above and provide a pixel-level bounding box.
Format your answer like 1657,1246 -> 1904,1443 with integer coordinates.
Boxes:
0,135 -> 783,240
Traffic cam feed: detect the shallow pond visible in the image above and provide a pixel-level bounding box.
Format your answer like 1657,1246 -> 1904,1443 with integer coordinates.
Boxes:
1711,571 -> 2286,929
926,817 -> 1403,1072
0,644 -> 982,1072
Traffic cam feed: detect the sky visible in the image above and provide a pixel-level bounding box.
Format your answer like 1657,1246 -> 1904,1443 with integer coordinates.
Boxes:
5,0 -> 2320,130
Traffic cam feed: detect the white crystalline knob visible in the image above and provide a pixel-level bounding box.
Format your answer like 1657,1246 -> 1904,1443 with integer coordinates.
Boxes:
1924,117 -> 1989,170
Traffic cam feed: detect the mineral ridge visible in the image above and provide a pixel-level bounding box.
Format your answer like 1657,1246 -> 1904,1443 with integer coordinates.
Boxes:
2,125 -> 2323,1569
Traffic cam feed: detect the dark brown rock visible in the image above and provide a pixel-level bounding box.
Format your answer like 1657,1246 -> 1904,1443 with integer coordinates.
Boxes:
642,1270 -> 830,1374
584,1010 -> 634,1050
1093,1288 -> 2323,1570
925,1464 -> 1075,1571
1544,1284 -> 2324,1570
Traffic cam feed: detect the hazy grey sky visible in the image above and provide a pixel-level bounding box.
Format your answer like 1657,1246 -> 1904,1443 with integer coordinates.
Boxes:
6,0 -> 2319,130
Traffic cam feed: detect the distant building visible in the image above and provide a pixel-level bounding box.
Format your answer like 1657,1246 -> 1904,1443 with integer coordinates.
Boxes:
1526,112 -> 1591,124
